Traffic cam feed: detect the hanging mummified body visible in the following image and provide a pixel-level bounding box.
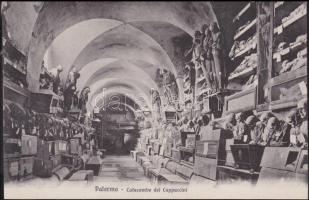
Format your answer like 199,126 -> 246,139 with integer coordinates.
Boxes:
162,69 -> 178,106
201,24 -> 216,92
64,68 -> 80,112
78,87 -> 91,113
210,22 -> 227,91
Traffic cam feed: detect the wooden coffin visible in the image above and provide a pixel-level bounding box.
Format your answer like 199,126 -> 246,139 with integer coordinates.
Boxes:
194,155 -> 218,180
31,90 -> 61,114
296,150 -> 308,175
19,156 -> 35,179
142,161 -> 155,177
33,158 -> 53,177
217,165 -> 259,185
165,161 -> 179,174
68,170 -> 94,181
260,147 -> 302,172
176,164 -> 193,180
230,144 -> 264,171
3,137 -> 21,158
4,157 -> 19,181
269,66 -> 307,110
258,167 -> 297,183
258,148 -> 308,184
85,157 -> 101,176
171,148 -> 181,162
159,173 -> 188,184
53,166 -> 71,181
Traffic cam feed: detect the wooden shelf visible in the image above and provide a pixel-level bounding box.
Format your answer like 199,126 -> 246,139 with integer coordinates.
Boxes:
180,160 -> 194,168
234,18 -> 257,40
270,65 -> 307,86
274,7 -> 307,35
232,41 -> 257,60
270,95 -> 307,111
228,65 -> 256,81
270,66 -> 307,110
3,78 -> 30,97
233,2 -> 254,23
179,146 -> 195,154
3,56 -> 26,75
273,41 -> 306,62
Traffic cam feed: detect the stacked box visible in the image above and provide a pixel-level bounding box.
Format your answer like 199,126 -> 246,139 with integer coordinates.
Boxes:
33,158 -> 53,177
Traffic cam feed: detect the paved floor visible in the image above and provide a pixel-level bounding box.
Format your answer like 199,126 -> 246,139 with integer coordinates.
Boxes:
94,155 -> 149,183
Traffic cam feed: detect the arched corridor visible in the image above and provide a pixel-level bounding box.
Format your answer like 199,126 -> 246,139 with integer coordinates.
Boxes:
2,1 -> 308,199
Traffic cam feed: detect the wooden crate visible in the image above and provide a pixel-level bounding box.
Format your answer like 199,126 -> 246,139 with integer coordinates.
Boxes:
260,147 -> 302,171
85,157 -> 101,176
33,158 -> 53,177
194,155 -> 218,180
258,149 -> 308,184
230,144 -> 264,171
171,148 -> 181,162
176,164 -> 193,180
19,156 -> 35,180
217,165 -> 259,185
68,170 -> 94,181
3,136 -> 21,157
165,161 -> 179,174
3,157 -> 19,182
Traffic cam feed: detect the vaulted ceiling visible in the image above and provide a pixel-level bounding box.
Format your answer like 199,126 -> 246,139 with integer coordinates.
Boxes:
3,1 -> 243,114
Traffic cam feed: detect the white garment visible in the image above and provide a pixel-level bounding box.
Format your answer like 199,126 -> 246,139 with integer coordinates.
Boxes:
49,68 -> 58,78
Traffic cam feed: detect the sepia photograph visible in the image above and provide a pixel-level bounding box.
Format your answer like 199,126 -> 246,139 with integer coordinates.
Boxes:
1,1 -> 308,199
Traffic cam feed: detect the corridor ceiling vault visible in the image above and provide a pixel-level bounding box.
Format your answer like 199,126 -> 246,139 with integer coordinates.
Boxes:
3,1 -> 229,113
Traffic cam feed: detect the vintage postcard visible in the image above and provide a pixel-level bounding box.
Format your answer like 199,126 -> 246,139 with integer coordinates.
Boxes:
2,1 -> 308,199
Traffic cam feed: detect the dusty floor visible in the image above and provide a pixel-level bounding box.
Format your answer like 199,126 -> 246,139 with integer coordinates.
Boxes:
94,155 -> 149,183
